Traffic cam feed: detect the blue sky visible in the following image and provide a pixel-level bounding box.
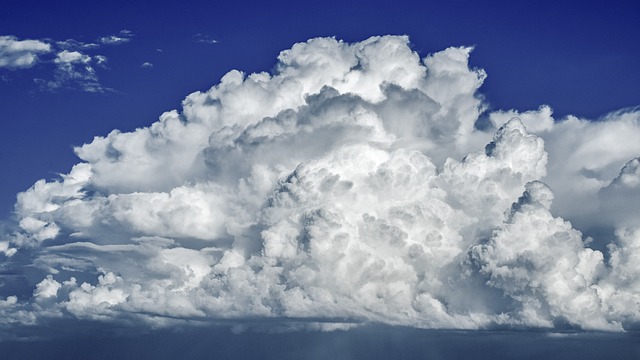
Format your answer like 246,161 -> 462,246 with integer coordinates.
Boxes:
1,0 -> 640,358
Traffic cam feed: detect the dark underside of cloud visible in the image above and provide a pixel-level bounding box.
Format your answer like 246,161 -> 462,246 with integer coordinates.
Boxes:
1,36 -> 640,341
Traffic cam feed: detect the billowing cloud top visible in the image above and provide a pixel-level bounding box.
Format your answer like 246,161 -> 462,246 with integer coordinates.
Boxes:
1,36 -> 640,337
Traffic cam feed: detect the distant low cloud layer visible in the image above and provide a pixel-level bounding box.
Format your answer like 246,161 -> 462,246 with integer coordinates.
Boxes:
1,36 -> 639,337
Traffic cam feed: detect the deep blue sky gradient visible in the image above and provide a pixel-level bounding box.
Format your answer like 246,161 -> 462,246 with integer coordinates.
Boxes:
1,0 -> 639,220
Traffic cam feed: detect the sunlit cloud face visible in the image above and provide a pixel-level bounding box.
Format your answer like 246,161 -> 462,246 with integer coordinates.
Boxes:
1,36 -> 639,337
0,36 -> 51,69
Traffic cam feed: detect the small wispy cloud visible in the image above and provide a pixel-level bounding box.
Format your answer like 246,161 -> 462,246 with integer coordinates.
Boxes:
99,30 -> 134,45
34,50 -> 111,93
99,36 -> 130,45
193,33 -> 218,44
34,50 -> 112,93
95,55 -> 108,67
141,62 -> 153,69
56,39 -> 99,50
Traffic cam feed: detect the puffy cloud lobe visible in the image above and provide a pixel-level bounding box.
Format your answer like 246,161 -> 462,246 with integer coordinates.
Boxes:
0,241 -> 16,257
0,35 -> 51,69
2,36 -> 640,336
600,227 -> 640,322
55,50 -> 91,64
471,181 -> 614,330
34,275 -> 61,299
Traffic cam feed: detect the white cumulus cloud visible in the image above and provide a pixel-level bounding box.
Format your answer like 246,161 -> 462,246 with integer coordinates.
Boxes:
0,35 -> 51,69
1,36 -> 640,337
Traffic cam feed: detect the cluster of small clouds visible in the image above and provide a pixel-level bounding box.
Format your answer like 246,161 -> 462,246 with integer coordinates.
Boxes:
0,30 -> 135,92
1,36 -> 640,337
34,49 -> 106,93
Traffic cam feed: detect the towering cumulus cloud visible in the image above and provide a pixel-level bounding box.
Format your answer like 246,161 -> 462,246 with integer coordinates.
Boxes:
1,36 -> 640,335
